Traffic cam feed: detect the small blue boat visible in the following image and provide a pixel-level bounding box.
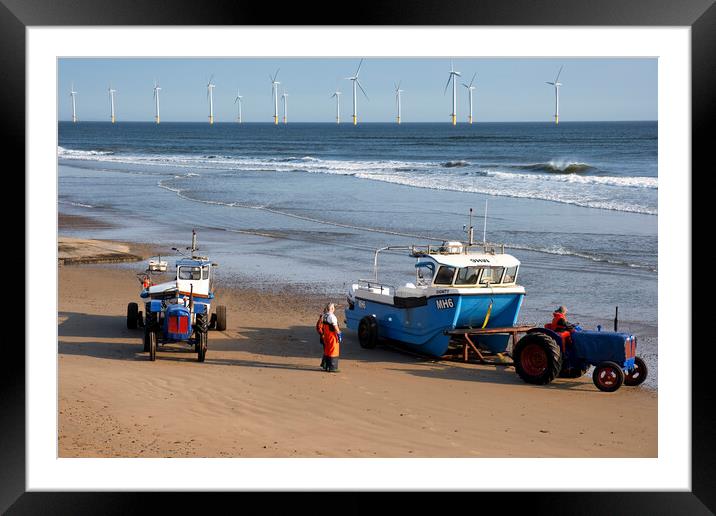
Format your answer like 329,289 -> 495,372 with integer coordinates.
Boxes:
345,239 -> 526,356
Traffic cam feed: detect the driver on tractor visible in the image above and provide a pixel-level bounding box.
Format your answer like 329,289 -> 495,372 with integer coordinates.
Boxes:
545,305 -> 577,348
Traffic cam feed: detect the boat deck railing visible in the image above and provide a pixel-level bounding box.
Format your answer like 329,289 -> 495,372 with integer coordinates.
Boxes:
409,242 -> 506,257
356,279 -> 395,295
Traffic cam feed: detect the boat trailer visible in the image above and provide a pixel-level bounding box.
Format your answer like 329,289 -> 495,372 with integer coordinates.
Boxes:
443,325 -> 535,365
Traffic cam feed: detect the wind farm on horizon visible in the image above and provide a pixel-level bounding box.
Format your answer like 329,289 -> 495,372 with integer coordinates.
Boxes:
65,59 -> 571,125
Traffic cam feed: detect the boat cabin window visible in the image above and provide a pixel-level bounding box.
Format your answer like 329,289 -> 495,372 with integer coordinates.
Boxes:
202,266 -> 210,280
454,266 -> 481,286
503,265 -> 518,284
434,265 -> 457,285
479,267 -> 504,285
415,263 -> 435,286
178,266 -> 202,281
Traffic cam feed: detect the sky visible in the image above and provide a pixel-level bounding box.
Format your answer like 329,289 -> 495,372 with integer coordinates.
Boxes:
58,57 -> 657,123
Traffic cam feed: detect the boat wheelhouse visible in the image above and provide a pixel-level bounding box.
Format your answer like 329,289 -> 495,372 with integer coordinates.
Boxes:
345,240 -> 526,357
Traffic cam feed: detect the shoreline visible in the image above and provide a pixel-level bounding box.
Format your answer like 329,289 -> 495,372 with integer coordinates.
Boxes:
58,234 -> 657,458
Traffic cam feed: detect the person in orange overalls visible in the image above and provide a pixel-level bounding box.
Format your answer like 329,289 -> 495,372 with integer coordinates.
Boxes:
321,303 -> 342,373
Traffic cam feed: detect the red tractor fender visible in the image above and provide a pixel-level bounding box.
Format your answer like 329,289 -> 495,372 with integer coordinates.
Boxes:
527,327 -> 570,353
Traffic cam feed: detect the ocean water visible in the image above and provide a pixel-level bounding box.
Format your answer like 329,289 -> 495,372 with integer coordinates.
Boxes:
58,121 -> 658,385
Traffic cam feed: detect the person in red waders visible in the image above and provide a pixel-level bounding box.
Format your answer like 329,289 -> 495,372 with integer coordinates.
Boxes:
320,303 -> 342,373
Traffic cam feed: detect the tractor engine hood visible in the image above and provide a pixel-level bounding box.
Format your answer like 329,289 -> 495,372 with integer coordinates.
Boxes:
141,281 -> 179,298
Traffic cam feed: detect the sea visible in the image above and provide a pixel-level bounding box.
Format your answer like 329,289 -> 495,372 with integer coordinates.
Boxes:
58,121 -> 658,387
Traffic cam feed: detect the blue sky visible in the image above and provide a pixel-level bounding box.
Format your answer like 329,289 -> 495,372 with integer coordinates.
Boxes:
58,58 -> 657,123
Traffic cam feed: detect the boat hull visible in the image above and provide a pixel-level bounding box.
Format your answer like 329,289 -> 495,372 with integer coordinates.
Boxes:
345,291 -> 525,356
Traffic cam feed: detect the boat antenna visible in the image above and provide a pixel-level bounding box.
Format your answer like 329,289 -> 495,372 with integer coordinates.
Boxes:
467,208 -> 474,245
482,199 -> 488,248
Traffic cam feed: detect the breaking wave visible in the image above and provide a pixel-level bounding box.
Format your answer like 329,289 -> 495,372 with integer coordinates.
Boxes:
515,160 -> 594,174
58,146 -> 657,215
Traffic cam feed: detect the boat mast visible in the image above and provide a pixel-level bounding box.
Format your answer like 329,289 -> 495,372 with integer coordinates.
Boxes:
482,199 -> 488,250
190,229 -> 198,258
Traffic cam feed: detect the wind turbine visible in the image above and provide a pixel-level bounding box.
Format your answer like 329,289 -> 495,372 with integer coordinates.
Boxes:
331,90 -> 341,124
345,58 -> 368,125
463,73 -> 476,124
546,65 -> 564,124
108,84 -> 117,124
444,61 -> 461,125
153,80 -> 161,124
207,74 -> 215,125
234,89 -> 243,123
270,69 -> 280,125
281,89 -> 289,124
395,81 -> 405,125
70,83 -> 78,123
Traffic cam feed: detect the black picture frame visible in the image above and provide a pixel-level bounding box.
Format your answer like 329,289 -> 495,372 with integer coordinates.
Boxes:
7,0 -> 708,513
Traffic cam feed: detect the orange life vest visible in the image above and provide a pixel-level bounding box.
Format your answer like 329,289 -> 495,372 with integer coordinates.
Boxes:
315,315 -> 324,334
321,315 -> 340,358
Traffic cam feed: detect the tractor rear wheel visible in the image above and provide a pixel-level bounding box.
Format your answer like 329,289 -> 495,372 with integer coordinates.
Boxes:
593,361 -> 624,392
197,331 -> 208,362
624,356 -> 648,386
215,306 -> 227,331
127,303 -> 138,329
358,315 -> 378,349
148,330 -> 157,361
513,332 -> 562,385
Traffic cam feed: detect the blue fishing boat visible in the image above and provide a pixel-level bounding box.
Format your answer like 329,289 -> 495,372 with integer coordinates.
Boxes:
345,237 -> 526,357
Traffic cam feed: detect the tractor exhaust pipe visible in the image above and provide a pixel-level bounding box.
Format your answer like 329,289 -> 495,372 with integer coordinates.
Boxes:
614,306 -> 618,332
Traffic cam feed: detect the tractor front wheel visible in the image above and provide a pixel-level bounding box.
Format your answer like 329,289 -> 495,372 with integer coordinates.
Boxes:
197,331 -> 208,362
624,356 -> 648,386
593,361 -> 624,392
513,332 -> 562,385
127,303 -> 139,329
144,313 -> 156,352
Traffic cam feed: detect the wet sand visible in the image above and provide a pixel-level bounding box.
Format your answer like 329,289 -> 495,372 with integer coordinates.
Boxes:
58,262 -> 657,458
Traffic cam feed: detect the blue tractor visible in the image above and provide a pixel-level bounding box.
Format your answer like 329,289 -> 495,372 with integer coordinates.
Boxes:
512,309 -> 648,392
126,231 -> 227,362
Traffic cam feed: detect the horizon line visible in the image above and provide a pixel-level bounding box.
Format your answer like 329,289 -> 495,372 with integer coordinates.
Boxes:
58,119 -> 658,124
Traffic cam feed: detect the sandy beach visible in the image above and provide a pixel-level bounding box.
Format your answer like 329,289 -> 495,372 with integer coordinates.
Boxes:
58,239 -> 657,458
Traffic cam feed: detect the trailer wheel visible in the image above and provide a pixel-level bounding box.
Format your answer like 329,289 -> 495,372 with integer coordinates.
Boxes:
513,332 -> 562,385
127,303 -> 139,329
624,356 -> 648,386
593,361 -> 624,392
148,330 -> 157,361
358,315 -> 378,349
215,306 -> 227,331
197,331 -> 208,362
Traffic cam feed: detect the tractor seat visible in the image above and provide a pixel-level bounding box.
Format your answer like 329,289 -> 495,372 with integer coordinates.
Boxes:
545,322 -> 572,347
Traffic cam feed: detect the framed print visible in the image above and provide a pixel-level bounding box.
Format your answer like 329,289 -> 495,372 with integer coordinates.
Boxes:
7,0 -> 711,512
